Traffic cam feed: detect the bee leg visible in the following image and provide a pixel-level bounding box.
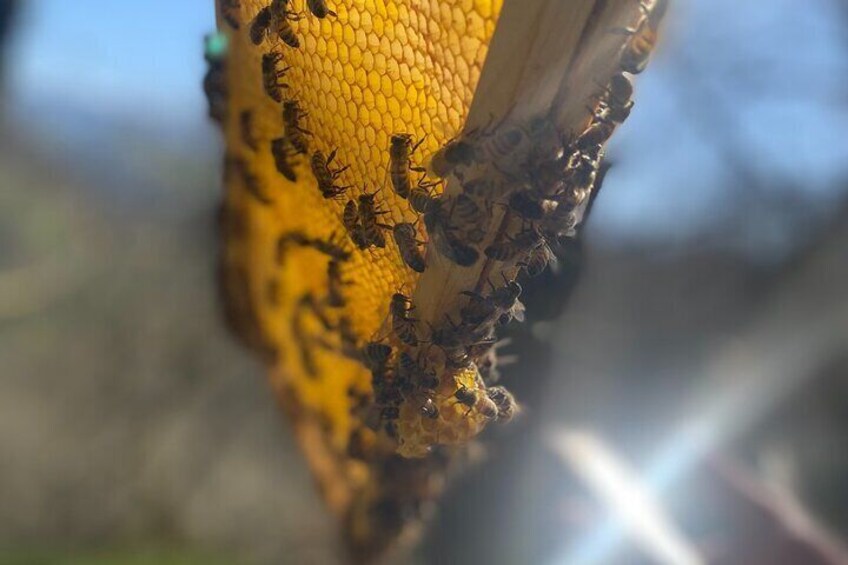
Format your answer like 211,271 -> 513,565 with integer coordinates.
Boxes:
411,135 -> 427,153
417,177 -> 439,190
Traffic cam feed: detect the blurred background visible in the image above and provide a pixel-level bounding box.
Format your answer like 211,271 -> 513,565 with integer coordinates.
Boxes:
1,0 -> 847,564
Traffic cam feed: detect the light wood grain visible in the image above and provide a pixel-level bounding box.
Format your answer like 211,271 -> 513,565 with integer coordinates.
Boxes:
415,0 -> 648,326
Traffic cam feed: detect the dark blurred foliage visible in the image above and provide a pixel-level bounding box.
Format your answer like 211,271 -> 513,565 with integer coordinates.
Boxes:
0,0 -> 19,93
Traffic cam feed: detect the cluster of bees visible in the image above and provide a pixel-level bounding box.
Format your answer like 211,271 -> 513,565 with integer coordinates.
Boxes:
348,0 -> 665,450
210,0 -> 665,457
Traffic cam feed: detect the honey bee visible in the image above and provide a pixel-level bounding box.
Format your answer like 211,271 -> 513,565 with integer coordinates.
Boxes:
526,117 -> 567,164
396,352 -> 438,390
226,155 -> 272,205
490,279 -> 524,324
348,222 -> 371,249
596,95 -> 633,126
461,177 -> 495,199
374,377 -> 403,408
306,0 -> 336,18
342,200 -> 368,249
436,317 -> 496,367
409,186 -> 439,215
358,193 -> 391,248
219,0 -> 241,29
507,190 -> 549,221
311,149 -> 350,199
249,6 -> 273,44
396,351 -> 418,381
272,4 -> 302,49
270,136 -> 298,181
239,110 -> 258,151
393,222 -> 426,273
588,72 -> 634,126
299,292 -> 334,331
389,133 -> 425,199
459,290 -> 498,327
241,167 -> 273,206
464,337 -> 498,360
460,279 -> 523,328
372,361 -> 402,407
336,316 -> 357,349
420,397 -> 439,419
525,153 -> 569,199
326,259 -> 349,307
453,193 -> 488,226
453,385 -> 477,409
311,233 -> 350,261
574,120 -> 615,154
474,124 -> 528,169
486,386 -> 518,422
519,239 -> 557,277
427,136 -> 477,179
461,225 -> 486,245
539,200 -> 578,241
607,72 -> 634,109
428,321 -> 469,368
454,385 -> 498,419
275,230 -> 300,263
484,228 -> 543,262
282,100 -> 310,154
277,231 -> 350,262
261,52 -> 291,103
615,0 -> 665,74
342,199 -> 359,232
424,201 -> 479,267
563,152 -> 599,197
432,224 -> 479,267
389,292 -> 419,346
361,342 -> 392,372
292,300 -> 318,377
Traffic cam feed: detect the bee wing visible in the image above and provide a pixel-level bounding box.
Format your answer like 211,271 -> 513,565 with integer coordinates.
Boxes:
511,299 -> 526,323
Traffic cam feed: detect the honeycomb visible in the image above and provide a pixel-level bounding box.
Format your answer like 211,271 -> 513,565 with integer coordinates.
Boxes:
212,0 -> 662,557
219,0 -> 503,454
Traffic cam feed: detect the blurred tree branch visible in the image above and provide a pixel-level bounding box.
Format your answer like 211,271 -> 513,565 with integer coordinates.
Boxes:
0,0 -> 19,96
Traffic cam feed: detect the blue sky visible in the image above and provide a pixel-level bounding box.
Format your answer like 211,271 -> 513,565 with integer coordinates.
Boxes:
11,0 -> 215,128
8,0 -> 848,248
